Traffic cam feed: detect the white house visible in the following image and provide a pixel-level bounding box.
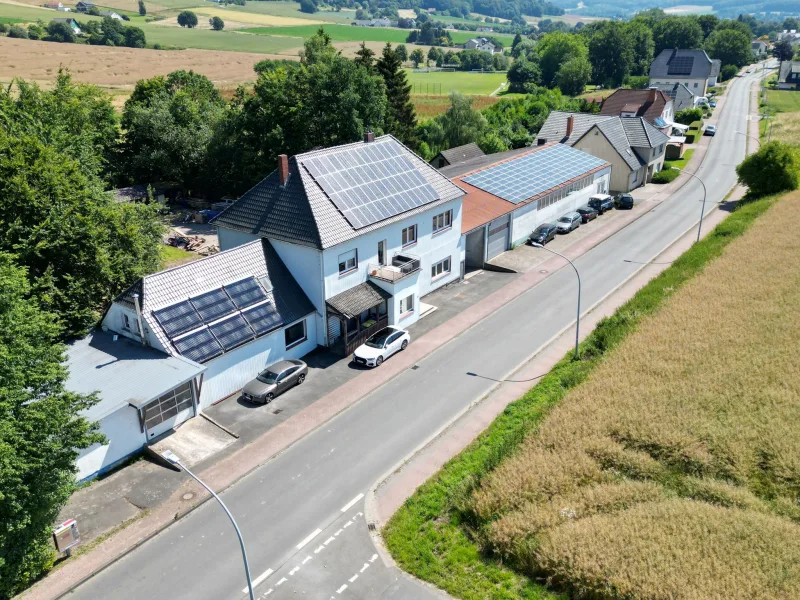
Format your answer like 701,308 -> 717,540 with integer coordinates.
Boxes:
649,49 -> 715,97
67,239 -> 317,480
464,37 -> 496,53
213,134 -> 465,356
100,9 -> 124,19
440,143 -> 611,267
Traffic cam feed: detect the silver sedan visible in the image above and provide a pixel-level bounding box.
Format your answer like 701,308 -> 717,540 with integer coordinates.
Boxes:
241,359 -> 307,404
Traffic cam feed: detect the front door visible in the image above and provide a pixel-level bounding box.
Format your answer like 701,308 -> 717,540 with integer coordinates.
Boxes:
144,381 -> 195,440
378,240 -> 387,266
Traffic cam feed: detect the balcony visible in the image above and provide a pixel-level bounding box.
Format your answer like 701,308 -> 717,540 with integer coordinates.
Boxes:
368,253 -> 421,283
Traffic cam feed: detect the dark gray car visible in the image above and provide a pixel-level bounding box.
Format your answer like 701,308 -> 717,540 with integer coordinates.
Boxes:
241,359 -> 307,404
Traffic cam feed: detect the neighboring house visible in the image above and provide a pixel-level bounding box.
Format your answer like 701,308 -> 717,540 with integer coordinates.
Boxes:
464,37 -> 496,53
600,88 -> 674,133
778,61 -> 800,90
441,143 -> 610,267
100,9 -> 123,19
75,0 -> 94,11
708,59 -> 721,87
537,111 -> 670,192
776,30 -> 800,47
752,40 -> 768,56
649,48 -> 715,97
67,239 -> 316,480
352,18 -> 391,27
43,2 -> 63,9
652,82 -> 696,112
476,26 -> 493,33
213,134 -> 465,356
430,142 -> 485,169
51,17 -> 81,34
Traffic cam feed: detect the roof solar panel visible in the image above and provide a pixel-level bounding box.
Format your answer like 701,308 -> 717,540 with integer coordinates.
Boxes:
172,327 -> 224,363
462,145 -> 607,204
242,302 -> 285,335
667,56 -> 694,76
153,301 -> 203,339
190,288 -> 236,324
209,314 -> 255,351
224,277 -> 267,309
302,139 -> 439,230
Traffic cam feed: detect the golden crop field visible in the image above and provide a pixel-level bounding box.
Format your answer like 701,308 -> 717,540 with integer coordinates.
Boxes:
194,6 -> 324,27
472,190 -> 800,599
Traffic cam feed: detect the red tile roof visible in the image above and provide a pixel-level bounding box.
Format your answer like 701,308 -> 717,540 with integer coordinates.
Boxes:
600,89 -> 670,124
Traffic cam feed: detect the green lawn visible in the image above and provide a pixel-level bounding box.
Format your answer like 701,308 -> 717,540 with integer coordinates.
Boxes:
140,26 -> 303,54
406,69 -> 506,96
0,14 -> 24,24
223,1 -> 356,23
765,89 -> 800,113
664,148 -> 695,170
160,244 -> 201,268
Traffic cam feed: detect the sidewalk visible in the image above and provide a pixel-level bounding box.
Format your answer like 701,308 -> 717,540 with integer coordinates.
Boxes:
24,90 -> 736,600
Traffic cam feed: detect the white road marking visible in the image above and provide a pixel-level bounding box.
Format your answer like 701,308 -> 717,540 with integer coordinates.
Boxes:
289,566 -> 300,576
360,563 -> 369,573
356,512 -> 363,517
314,545 -> 325,554
243,568 -> 273,593
343,520 -> 353,529
370,554 -> 378,562
340,493 -> 364,513
348,574 -> 358,583
334,529 -> 343,536
276,577 -> 287,586
263,589 -> 273,597
336,584 -> 348,594
302,555 -> 312,564
324,536 -> 335,545
296,528 -> 323,550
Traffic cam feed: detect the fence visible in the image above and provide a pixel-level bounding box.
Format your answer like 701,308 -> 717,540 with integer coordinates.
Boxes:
412,82 -> 443,96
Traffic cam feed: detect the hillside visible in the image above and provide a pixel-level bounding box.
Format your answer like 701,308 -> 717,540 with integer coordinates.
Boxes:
553,0 -> 798,18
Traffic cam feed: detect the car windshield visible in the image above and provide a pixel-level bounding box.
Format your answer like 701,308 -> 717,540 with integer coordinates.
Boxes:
558,216 -> 571,222
533,225 -> 548,234
257,370 -> 280,384
365,330 -> 391,348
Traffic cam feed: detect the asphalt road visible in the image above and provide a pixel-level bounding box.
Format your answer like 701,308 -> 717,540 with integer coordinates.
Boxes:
67,68 -> 762,600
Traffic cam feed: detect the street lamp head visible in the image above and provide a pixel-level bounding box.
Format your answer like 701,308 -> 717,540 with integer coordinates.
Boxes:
161,450 -> 181,465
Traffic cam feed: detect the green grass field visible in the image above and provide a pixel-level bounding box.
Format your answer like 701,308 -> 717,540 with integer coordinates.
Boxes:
766,89 -> 800,113
224,1 -> 355,23
140,26 -> 302,53
407,69 -> 506,95
0,14 -> 23,24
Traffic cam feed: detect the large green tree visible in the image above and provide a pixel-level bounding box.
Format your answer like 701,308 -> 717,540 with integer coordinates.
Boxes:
625,20 -> 655,76
556,55 -> 592,96
705,28 -> 752,68
536,31 -> 588,87
652,17 -> 704,56
507,53 -> 541,93
420,92 -> 489,156
177,10 -> 197,28
0,255 -> 102,598
588,21 -> 634,87
376,43 -> 417,147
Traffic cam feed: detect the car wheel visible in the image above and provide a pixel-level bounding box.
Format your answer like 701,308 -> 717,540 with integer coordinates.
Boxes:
376,356 -> 383,367
265,393 -> 274,404
401,339 -> 408,351
298,374 -> 305,384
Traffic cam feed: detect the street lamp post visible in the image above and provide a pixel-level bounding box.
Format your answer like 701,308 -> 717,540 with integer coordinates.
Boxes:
735,130 -> 760,153
671,167 -> 707,243
531,243 -> 581,360
162,450 -> 255,600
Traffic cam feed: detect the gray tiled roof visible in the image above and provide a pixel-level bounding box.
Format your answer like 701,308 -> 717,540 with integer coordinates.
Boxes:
437,143 -> 486,166
709,59 -> 721,78
326,281 -> 392,319
66,330 -> 205,422
214,135 -> 464,250
536,111 -> 614,145
649,49 -> 713,80
779,61 -> 800,83
652,83 -> 695,112
621,118 -> 671,148
116,239 -> 315,355
594,119 -> 644,171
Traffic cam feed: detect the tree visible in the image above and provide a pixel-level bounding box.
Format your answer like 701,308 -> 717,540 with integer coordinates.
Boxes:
697,14 -> 718,39
124,25 -> 146,48
507,53 -> 541,92
512,38 -> 535,59
536,31 -> 588,87
209,16 -> 224,31
720,63 -> 738,81
773,39 -> 794,61
588,21 -> 634,87
27,22 -> 45,40
705,28 -> 752,68
653,17 -> 703,55
736,142 -> 799,197
45,20 -> 76,43
354,41 -> 375,69
376,43 -> 416,146
492,53 -> 510,71
177,10 -> 197,28
138,0 -> 146,16
395,43 -> 408,62
299,0 -> 318,14
7,25 -> 27,38
512,32 -> 522,49
300,27 -> 336,65
783,17 -> 799,30
410,48 -> 425,67
427,46 -> 442,66
675,107 -> 703,125
424,92 -> 488,152
625,20 -> 655,76
715,19 -> 752,38
85,17 -> 146,48
0,255 -> 102,598
556,55 -> 592,96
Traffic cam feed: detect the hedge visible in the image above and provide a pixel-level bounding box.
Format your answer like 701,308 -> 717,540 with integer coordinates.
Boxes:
651,169 -> 679,184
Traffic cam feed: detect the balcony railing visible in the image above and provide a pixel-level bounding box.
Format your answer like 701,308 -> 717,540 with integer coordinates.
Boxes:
368,253 -> 421,283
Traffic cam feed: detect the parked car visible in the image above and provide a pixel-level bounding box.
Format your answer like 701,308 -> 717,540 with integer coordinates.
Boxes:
704,125 -> 716,136
588,194 -> 614,215
576,206 -> 598,223
353,327 -> 410,367
614,193 -> 634,210
529,222 -> 558,245
709,100 -> 717,108
556,212 -> 581,233
242,359 -> 308,404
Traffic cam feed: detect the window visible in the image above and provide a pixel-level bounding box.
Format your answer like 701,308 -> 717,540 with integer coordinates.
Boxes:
693,82 -> 699,88
431,257 -> 451,280
401,225 -> 417,247
338,249 -> 358,275
399,294 -> 414,316
432,210 -> 453,234
285,320 -> 307,349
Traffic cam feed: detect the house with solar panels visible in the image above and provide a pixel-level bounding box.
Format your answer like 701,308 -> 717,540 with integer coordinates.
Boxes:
439,142 -> 611,267
649,49 -> 715,98
66,239 -> 317,479
213,133 -> 465,356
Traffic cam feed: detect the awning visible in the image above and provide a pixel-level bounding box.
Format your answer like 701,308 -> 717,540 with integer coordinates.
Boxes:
326,281 -> 392,319
670,122 -> 690,132
669,136 -> 687,144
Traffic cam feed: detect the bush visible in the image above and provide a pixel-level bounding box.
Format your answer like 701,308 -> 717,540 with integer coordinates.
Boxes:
7,24 -> 27,38
209,15 -> 224,30
651,168 -> 679,183
689,120 -> 704,130
26,23 -> 44,40
736,142 -> 800,197
684,131 -> 698,144
626,75 -> 649,89
0,23 -> 8,34
720,64 -> 738,81
675,107 -> 703,125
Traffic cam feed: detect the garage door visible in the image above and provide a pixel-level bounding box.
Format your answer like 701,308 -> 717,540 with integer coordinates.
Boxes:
487,216 -> 509,260
143,381 -> 195,440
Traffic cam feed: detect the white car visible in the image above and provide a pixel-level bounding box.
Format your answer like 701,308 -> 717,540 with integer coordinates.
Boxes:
353,327 -> 410,367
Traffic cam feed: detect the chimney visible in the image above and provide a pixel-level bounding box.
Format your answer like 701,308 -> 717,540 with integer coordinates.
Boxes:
648,88 -> 657,104
278,154 -> 289,187
566,115 -> 574,138
364,131 -> 375,143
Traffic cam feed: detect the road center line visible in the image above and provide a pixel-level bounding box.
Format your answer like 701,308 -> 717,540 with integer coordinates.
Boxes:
360,563 -> 369,573
336,584 -> 348,594
314,545 -> 325,554
302,555 -> 312,564
324,536 -> 335,545
289,566 -> 300,576
370,554 -> 378,563
243,568 -> 273,593
276,577 -> 288,586
348,574 -> 358,583
296,528 -> 323,550
340,493 -> 364,512
264,589 -> 273,596
343,520 -> 353,529
334,528 -> 343,536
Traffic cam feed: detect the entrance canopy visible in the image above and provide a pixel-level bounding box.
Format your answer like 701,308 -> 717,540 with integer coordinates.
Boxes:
326,281 -> 392,320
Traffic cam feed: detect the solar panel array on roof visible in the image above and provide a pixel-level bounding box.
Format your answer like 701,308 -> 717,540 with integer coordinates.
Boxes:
224,277 -> 267,309
173,328 -> 224,364
209,314 -> 255,351
667,56 -> 694,76
190,288 -> 236,324
153,301 -> 202,338
302,139 -> 439,230
462,145 -> 607,205
243,302 -> 284,335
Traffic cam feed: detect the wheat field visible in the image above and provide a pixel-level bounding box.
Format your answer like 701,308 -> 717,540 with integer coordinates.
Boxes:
472,190 -> 800,599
